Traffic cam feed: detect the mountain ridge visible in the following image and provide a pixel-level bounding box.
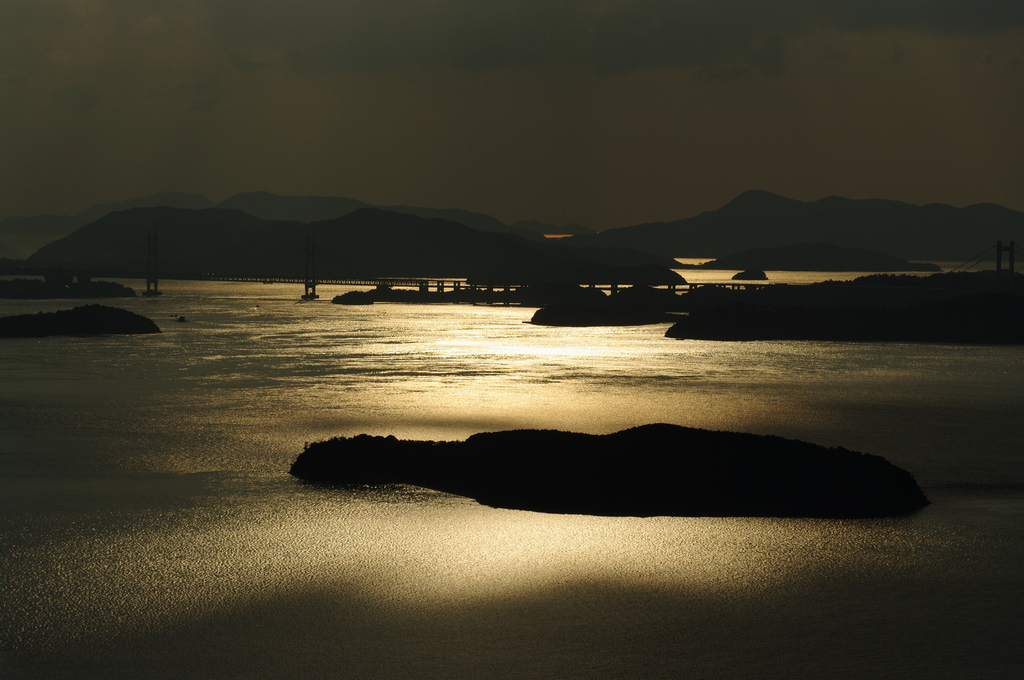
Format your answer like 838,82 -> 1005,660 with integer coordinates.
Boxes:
25,206 -> 681,284
0,190 -> 575,258
575,191 -> 1024,260
6,190 -> 1022,262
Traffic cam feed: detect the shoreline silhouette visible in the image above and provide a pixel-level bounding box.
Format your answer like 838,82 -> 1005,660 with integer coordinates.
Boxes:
290,424 -> 929,518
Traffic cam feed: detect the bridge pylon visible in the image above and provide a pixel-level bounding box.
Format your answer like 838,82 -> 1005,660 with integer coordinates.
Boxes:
996,241 -> 1018,290
995,241 -> 1015,274
143,229 -> 162,296
301,233 -> 319,300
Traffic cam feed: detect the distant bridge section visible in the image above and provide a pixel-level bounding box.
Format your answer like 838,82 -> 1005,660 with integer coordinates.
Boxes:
0,265 -> 769,298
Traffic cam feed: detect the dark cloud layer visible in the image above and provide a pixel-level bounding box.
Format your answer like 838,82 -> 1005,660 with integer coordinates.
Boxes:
2,1 -> 1022,224
205,1 -> 1024,77
4,1 -> 1022,79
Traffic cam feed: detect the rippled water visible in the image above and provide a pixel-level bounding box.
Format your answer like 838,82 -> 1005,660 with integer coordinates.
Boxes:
1,281 -> 1022,679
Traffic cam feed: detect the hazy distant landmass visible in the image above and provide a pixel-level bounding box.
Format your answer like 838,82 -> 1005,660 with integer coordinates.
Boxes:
220,191 -> 513,234
289,424 -> 929,518
568,190 -> 1024,261
26,207 -> 682,284
0,192 -> 215,259
686,242 -> 941,272
216,192 -> 372,223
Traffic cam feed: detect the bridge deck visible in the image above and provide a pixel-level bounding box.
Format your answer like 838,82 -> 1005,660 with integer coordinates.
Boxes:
0,268 -> 771,292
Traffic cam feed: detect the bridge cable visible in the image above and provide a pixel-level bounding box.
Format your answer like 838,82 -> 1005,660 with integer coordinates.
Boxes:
950,245 -> 996,272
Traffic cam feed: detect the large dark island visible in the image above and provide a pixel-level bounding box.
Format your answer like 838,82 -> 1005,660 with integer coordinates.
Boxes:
666,292 -> 1024,343
0,304 -> 161,338
290,424 -> 929,518
0,277 -> 137,300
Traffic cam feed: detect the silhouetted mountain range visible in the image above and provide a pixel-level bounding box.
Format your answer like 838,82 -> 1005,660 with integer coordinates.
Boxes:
567,190 -> 1024,261
218,191 -> 513,234
0,191 -> 575,258
26,207 -> 681,284
6,189 -> 1022,263
0,193 -> 214,259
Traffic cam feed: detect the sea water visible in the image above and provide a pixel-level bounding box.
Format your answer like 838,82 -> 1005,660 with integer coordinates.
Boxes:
1,280 -> 1022,679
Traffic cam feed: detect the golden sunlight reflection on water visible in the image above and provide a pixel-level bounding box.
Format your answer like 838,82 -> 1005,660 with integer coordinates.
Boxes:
2,280 -> 1022,679
2,479 -> 948,653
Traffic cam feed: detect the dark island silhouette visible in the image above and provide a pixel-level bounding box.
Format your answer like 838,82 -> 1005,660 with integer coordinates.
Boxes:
670,271 -> 1021,313
732,269 -> 768,280
529,304 -> 676,326
679,242 -> 941,272
0,304 -> 161,338
289,424 -> 929,518
0,276 -> 136,299
522,283 -> 692,325
665,292 -> 1024,343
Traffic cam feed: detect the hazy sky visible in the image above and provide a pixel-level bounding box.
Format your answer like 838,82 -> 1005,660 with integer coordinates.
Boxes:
2,1 -> 1023,228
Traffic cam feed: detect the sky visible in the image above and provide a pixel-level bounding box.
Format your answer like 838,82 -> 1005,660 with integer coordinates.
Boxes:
2,1 -> 1023,229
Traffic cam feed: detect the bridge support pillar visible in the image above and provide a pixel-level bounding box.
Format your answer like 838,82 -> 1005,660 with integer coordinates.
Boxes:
301,233 -> 319,300
996,241 -> 1016,289
143,229 -> 162,296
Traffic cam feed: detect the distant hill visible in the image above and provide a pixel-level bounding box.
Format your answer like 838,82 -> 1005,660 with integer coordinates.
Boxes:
691,242 -> 941,272
26,207 -> 681,284
217,192 -> 371,222
567,190 -> 1024,261
0,192 -> 214,258
13,188 -> 1020,263
2,190 -> 591,258
219,191 -> 511,233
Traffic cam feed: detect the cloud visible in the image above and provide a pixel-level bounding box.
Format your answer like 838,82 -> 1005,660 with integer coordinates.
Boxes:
228,53 -> 278,73
179,75 -> 222,110
4,2 -> 1022,81
52,82 -> 103,112
206,1 -> 1024,77
820,0 -> 1024,34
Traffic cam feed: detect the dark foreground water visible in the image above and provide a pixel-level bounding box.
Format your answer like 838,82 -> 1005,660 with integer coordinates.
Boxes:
1,281 -> 1022,679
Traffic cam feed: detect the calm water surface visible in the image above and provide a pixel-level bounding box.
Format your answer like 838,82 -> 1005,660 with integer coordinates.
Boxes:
1,280 -> 1022,679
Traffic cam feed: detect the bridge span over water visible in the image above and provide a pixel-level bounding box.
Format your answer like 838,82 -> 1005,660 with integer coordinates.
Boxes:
0,265 -> 770,300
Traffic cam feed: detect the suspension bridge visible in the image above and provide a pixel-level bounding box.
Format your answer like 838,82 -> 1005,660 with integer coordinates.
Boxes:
2,235 -> 1019,301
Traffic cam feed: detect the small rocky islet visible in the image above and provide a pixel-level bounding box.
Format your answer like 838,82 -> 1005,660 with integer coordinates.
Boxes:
290,424 -> 929,518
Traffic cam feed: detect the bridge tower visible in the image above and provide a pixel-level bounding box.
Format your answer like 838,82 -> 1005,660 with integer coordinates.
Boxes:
995,241 -> 1017,290
302,233 -> 319,300
995,241 -> 1016,279
143,229 -> 162,296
